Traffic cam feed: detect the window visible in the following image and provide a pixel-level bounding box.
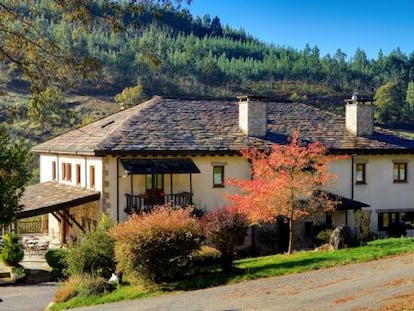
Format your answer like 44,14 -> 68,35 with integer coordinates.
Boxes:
401,212 -> 414,229
89,166 -> 95,188
62,163 -> 72,181
355,163 -> 366,184
378,212 -> 399,231
52,161 -> 56,181
393,162 -> 407,183
213,166 -> 225,188
304,221 -> 313,238
76,164 -> 81,185
146,174 -> 163,190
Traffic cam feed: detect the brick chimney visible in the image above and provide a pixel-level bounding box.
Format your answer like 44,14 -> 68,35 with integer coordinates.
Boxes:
345,94 -> 375,136
237,95 -> 268,137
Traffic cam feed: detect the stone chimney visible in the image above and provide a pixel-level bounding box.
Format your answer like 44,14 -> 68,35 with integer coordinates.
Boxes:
237,95 -> 268,137
345,94 -> 375,136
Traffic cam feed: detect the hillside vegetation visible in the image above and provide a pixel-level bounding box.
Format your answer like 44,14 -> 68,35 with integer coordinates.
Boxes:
2,0 -> 414,146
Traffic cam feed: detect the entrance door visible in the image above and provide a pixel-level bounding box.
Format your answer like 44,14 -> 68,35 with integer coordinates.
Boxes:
145,174 -> 164,205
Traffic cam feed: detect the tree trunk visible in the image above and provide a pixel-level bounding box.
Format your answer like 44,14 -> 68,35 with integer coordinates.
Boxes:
288,218 -> 294,254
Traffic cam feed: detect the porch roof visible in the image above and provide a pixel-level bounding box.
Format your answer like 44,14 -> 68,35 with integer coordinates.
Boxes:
18,182 -> 101,219
324,192 -> 370,210
120,158 -> 201,174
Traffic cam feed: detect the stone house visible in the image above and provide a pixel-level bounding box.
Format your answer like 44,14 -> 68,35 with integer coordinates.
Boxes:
19,95 -> 414,249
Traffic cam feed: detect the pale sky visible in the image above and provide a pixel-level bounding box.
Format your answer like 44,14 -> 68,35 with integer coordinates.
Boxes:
185,0 -> 414,60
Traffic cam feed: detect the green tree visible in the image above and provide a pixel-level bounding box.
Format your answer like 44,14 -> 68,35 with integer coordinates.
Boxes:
114,85 -> 147,109
405,81 -> 414,113
0,0 -> 188,95
28,86 -> 64,127
374,82 -> 406,125
0,127 -> 31,226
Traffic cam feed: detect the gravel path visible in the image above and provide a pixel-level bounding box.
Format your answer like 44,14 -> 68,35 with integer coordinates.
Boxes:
69,252 -> 414,311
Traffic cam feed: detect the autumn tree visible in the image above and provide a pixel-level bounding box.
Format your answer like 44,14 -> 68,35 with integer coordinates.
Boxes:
226,131 -> 338,254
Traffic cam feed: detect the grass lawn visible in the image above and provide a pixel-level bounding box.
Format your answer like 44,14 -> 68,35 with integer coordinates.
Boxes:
50,237 -> 414,310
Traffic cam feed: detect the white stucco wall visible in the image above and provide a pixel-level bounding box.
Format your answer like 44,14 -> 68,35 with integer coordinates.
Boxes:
38,153 -> 103,243
104,155 -> 251,223
39,152 -> 414,239
329,154 -> 414,236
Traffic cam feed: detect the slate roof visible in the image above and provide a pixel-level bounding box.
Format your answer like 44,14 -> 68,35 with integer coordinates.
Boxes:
18,182 -> 100,219
32,96 -> 414,156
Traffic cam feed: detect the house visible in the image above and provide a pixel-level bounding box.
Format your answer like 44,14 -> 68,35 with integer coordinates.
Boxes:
19,95 -> 414,247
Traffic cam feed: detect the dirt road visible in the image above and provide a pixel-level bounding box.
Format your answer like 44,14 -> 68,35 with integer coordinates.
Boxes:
70,252 -> 414,311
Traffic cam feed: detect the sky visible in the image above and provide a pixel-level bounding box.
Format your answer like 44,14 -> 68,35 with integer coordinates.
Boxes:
183,0 -> 414,60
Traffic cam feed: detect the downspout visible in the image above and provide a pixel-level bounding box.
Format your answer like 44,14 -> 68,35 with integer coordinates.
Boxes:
116,156 -> 120,223
348,155 -> 355,226
189,173 -> 193,205
170,174 -> 173,203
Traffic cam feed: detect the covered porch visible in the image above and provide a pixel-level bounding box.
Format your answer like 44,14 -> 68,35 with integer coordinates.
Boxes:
120,158 -> 200,214
18,181 -> 101,245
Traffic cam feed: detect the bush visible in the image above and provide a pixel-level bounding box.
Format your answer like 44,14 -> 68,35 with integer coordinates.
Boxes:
0,232 -> 24,266
192,245 -> 221,267
201,207 -> 249,272
54,275 -> 114,303
386,222 -> 407,238
65,214 -> 115,278
314,229 -> 334,246
45,248 -> 67,278
110,206 -> 203,283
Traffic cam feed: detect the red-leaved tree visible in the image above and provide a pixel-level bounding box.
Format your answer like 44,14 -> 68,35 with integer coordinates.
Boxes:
226,131 -> 339,254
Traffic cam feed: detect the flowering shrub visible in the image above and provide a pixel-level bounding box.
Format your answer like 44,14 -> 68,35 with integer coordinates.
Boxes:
110,206 -> 203,283
201,207 -> 249,272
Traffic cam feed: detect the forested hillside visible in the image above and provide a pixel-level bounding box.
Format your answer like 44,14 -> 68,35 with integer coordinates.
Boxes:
2,0 -> 414,139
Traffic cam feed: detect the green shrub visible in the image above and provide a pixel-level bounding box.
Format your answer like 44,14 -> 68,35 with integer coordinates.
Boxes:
386,222 -> 407,238
314,229 -> 334,246
0,232 -> 24,266
65,214 -> 115,278
110,206 -> 203,283
201,207 -> 249,272
192,245 -> 222,267
45,248 -> 67,277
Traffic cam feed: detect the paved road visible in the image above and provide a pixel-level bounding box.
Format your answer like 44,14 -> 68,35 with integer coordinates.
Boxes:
0,282 -> 58,311
1,253 -> 413,311
70,253 -> 414,311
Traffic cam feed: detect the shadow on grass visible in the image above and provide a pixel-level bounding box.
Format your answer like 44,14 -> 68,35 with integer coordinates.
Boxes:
171,256 -> 333,292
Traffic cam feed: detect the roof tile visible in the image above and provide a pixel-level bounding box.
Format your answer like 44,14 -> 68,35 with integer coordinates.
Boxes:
32,96 -> 414,155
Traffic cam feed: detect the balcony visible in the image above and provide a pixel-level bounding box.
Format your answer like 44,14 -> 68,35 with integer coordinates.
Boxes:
124,191 -> 193,214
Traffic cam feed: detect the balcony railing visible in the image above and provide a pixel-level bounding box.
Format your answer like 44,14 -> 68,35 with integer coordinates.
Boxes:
124,192 -> 193,214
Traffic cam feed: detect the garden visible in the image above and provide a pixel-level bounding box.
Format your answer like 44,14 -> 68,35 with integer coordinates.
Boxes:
3,205 -> 405,311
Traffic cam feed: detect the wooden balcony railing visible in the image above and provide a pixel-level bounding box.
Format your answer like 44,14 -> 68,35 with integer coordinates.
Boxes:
124,192 -> 193,214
